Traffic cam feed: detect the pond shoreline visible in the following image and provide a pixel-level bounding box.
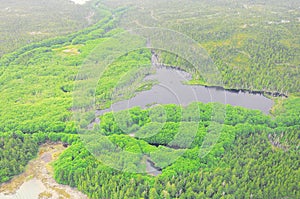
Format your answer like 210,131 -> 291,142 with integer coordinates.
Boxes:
95,66 -> 275,116
0,142 -> 89,199
152,50 -> 288,99
203,85 -> 288,98
158,63 -> 288,99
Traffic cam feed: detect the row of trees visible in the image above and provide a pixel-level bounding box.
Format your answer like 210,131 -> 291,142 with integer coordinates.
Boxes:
99,102 -> 276,137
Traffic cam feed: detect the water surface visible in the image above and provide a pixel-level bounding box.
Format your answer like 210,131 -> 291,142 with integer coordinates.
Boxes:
0,178 -> 45,199
0,143 -> 88,199
97,67 -> 274,116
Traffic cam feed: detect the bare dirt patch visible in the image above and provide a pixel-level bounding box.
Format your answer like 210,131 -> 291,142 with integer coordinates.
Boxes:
62,48 -> 81,55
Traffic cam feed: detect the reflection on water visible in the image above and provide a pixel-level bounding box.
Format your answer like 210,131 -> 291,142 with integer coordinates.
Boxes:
97,67 -> 274,116
0,178 -> 45,199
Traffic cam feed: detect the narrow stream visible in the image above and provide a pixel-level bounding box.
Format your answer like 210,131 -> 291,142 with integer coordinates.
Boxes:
145,157 -> 162,176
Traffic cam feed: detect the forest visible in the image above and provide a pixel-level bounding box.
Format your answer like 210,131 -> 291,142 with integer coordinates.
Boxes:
112,0 -> 300,94
0,0 -> 299,198
53,103 -> 299,198
0,0 -> 104,56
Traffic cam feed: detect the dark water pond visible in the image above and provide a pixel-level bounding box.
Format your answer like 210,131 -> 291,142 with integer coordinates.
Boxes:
92,66 -> 274,176
96,67 -> 274,116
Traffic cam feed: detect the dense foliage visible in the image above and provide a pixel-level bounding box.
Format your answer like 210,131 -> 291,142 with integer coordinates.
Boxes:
0,132 -> 38,183
0,6 -> 131,133
0,0 -> 104,56
0,0 -> 299,198
109,0 -> 300,94
53,102 -> 299,198
0,131 -> 79,183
